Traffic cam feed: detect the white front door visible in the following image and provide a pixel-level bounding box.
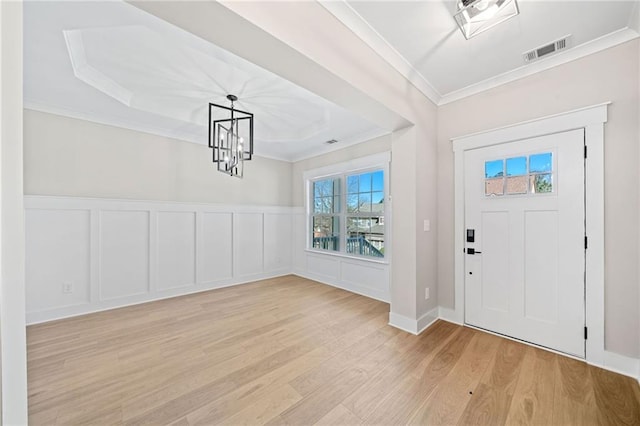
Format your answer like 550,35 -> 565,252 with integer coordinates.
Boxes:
464,129 -> 585,357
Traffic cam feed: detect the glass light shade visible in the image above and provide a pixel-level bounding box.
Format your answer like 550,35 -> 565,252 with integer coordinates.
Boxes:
454,0 -> 520,39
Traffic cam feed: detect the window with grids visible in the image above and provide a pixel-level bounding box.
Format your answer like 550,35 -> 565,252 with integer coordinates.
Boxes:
310,169 -> 385,258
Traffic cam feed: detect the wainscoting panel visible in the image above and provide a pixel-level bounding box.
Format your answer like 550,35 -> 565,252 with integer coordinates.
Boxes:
24,196 -> 295,324
264,213 -> 293,272
291,209 -> 390,303
299,252 -> 390,302
233,213 -> 264,278
200,212 -> 233,284
157,211 -> 196,291
99,210 -> 150,300
341,261 -> 388,293
25,208 -> 91,313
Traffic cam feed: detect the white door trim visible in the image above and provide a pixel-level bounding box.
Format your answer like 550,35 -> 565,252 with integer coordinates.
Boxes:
451,102 -> 608,365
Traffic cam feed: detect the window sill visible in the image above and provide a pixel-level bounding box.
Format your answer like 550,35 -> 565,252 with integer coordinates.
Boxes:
304,248 -> 389,265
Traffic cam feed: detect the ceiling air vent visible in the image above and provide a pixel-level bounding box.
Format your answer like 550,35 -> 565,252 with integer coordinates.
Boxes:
523,35 -> 571,63
325,139 -> 339,145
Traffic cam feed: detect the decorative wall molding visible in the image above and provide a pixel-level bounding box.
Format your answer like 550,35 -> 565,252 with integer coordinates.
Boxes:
320,1 -> 639,106
291,200 -> 390,304
438,28 -> 639,105
24,196 -> 294,324
388,307 -> 439,335
318,0 -> 441,105
589,350 -> 640,384
25,197 -> 390,324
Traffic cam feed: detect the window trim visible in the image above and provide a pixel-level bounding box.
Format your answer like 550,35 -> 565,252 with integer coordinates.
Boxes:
304,152 -> 391,263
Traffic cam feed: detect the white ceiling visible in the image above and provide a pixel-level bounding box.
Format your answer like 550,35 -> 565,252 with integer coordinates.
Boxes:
24,1 -> 388,162
325,0 -> 640,104
25,1 -> 640,161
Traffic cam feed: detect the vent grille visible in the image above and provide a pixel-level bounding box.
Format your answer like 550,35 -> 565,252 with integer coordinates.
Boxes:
523,35 -> 571,63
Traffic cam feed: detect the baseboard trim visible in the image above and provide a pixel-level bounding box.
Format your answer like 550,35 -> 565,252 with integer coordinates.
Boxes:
388,307 -> 439,335
26,270 -> 291,325
588,350 -> 640,383
292,270 -> 389,304
438,306 -> 463,325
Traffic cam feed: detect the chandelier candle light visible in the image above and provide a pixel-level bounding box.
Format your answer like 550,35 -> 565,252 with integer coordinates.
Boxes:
454,0 -> 519,39
209,95 -> 254,178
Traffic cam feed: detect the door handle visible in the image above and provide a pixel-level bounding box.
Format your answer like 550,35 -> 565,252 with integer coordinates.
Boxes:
467,248 -> 482,255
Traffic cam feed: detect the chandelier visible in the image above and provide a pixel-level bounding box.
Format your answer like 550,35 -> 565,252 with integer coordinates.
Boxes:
209,95 -> 254,178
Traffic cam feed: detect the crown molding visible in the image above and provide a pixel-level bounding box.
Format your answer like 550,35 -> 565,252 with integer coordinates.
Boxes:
318,0 -> 442,105
320,1 -> 639,107
438,27 -> 640,105
24,99 -> 205,145
288,126 -> 391,163
23,101 -> 391,164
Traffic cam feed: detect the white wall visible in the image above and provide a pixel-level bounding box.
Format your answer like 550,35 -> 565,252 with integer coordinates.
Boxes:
208,1 -> 439,329
0,0 -> 28,423
291,134 -> 391,206
292,146 -> 393,302
437,39 -> 640,358
24,109 -> 293,206
24,196 -> 294,323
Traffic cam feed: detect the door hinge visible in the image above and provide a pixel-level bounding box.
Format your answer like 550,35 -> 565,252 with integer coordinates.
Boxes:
584,326 -> 588,340
584,145 -> 587,159
584,236 -> 588,250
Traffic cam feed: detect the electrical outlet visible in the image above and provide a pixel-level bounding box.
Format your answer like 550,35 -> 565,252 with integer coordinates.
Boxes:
425,287 -> 430,300
423,219 -> 431,232
62,282 -> 73,294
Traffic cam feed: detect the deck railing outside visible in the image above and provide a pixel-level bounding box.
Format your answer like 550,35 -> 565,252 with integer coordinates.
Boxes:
312,235 -> 383,258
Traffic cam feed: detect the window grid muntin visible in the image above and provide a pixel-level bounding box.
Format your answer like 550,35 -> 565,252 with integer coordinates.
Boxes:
484,152 -> 554,197
309,167 -> 385,259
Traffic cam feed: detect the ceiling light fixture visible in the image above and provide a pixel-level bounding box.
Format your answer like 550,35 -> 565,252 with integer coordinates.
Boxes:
454,0 -> 519,40
209,95 -> 254,178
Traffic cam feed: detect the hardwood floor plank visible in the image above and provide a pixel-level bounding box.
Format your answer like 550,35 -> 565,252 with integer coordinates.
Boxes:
591,365 -> 640,425
362,326 -> 477,425
409,329 -> 502,425
26,276 -> 640,425
504,347 -> 556,426
479,337 -> 527,394
221,384 -> 302,425
456,383 -> 514,426
314,404 -> 362,426
342,320 -> 459,419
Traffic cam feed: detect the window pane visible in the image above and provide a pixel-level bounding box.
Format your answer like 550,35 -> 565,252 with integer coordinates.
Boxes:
372,171 -> 384,191
506,176 -> 528,194
530,153 -> 552,173
359,173 -> 372,192
346,216 -> 384,258
485,160 -> 503,178
347,175 -> 359,194
358,193 -> 371,213
485,178 -> 504,196
371,192 -> 384,213
313,178 -> 340,214
312,216 -> 339,251
347,194 -> 358,213
506,157 -> 527,176
533,174 -> 553,193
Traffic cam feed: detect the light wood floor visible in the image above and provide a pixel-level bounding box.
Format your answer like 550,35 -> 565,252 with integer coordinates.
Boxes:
28,275 -> 640,425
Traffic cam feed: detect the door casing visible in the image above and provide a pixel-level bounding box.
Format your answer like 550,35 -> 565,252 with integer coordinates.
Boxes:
451,103 -> 608,365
